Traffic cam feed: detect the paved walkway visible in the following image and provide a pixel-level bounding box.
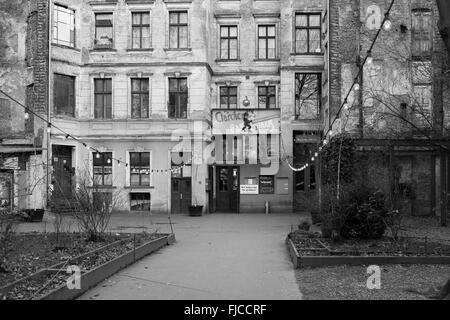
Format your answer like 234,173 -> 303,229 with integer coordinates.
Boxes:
73,213 -> 304,300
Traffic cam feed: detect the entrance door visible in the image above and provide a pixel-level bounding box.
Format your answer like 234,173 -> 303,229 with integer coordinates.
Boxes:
171,178 -> 192,214
52,145 -> 73,202
293,141 -> 318,211
216,166 -> 239,212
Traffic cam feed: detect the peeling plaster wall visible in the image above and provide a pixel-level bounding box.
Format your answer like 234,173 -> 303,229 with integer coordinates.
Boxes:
0,0 -> 31,138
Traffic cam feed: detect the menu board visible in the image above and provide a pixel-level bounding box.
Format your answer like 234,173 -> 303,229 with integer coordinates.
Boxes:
259,175 -> 275,194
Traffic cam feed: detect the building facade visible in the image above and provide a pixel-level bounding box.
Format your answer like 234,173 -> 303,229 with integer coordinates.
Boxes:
47,0 -> 329,214
0,0 -> 48,212
2,0 -> 448,217
328,0 -> 450,218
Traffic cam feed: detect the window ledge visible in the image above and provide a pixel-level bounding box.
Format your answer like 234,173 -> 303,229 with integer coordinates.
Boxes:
126,48 -> 154,52
253,58 -> 280,62
90,48 -> 117,52
163,48 -> 192,52
125,186 -> 155,189
52,43 -> 80,52
215,59 -> 241,63
88,186 -> 117,189
290,52 -> 324,56
52,114 -> 77,120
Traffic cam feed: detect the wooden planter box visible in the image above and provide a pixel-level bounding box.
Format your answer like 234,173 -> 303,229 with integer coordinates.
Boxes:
0,234 -> 175,300
286,237 -> 450,269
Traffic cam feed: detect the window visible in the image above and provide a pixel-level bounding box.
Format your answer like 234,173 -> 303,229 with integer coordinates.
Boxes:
258,25 -> 276,59
171,152 -> 192,178
276,177 -> 289,195
54,74 -> 75,117
169,11 -> 188,49
131,78 -> 149,118
219,86 -> 237,109
132,12 -> 150,49
95,13 -> 113,49
53,4 -> 75,47
168,78 -> 188,119
295,73 -> 321,120
220,25 -> 238,60
258,86 -> 276,109
295,13 -> 321,54
93,152 -> 112,186
413,85 -> 432,114
412,9 -> 432,58
130,152 -> 150,186
130,193 -> 150,211
94,79 -> 112,119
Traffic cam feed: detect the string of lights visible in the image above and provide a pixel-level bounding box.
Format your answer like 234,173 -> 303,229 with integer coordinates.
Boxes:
1,0 -> 395,174
283,0 -> 396,171
0,87 -> 185,174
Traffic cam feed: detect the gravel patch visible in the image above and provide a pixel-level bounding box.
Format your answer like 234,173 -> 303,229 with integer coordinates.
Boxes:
295,264 -> 450,300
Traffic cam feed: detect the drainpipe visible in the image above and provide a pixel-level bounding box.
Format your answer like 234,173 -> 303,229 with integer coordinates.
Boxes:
46,0 -> 52,210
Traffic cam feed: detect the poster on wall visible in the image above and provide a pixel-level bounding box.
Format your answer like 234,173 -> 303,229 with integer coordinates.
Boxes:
259,175 -> 275,194
240,184 -> 259,195
212,109 -> 280,135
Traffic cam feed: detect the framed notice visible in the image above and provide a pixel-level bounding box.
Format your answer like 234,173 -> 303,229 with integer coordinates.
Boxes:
240,184 -> 259,195
259,175 -> 274,194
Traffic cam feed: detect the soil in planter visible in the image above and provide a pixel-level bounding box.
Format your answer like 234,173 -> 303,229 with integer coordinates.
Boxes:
289,230 -> 450,257
1,233 -> 166,300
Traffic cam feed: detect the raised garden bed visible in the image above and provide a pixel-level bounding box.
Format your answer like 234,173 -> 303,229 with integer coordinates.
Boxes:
0,232 -> 175,300
287,230 -> 450,268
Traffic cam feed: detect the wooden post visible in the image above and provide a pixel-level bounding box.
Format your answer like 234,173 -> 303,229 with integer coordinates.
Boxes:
431,153 -> 436,217
440,147 -> 448,226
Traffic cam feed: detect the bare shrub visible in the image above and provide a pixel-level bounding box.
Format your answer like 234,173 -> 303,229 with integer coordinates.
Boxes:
0,214 -> 16,273
70,170 -> 122,242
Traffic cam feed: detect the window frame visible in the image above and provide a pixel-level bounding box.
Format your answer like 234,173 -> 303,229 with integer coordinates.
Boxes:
53,73 -> 76,117
131,11 -> 151,49
219,86 -> 238,109
294,12 -> 322,54
130,192 -> 151,211
219,25 -> 239,60
411,8 -> 432,59
168,11 -> 189,49
257,24 -> 276,60
93,152 -> 113,186
94,12 -> 114,49
94,78 -> 113,119
258,85 -> 277,109
129,152 -> 151,187
168,77 -> 188,119
130,78 -> 150,119
53,4 -> 76,48
294,73 -> 322,120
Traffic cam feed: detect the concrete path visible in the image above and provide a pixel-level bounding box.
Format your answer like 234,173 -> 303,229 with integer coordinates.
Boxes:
75,213 -> 303,300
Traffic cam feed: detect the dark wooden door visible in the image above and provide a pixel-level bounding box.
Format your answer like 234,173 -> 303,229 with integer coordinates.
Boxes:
216,166 -> 239,212
171,178 -> 192,214
52,145 -> 73,202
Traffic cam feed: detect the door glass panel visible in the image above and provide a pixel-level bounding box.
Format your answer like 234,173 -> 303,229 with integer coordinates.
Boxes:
219,168 -> 228,191
232,168 -> 238,191
172,179 -> 179,192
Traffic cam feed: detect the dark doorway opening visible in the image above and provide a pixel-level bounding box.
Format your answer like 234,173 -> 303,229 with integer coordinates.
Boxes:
216,166 -> 239,212
51,145 -> 73,205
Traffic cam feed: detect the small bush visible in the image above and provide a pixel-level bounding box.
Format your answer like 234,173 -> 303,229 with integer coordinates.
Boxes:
0,214 -> 16,272
339,190 -> 388,239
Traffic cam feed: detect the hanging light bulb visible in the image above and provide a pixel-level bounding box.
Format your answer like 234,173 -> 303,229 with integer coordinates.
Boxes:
383,16 -> 392,31
314,152 -> 319,157
353,83 -> 360,91
96,153 -> 101,159
107,158 -> 111,164
343,101 -> 349,110
328,130 -> 333,136
24,112 -> 30,120
305,163 -> 309,168
366,52 -> 373,65
311,157 -> 315,162
323,139 -> 328,146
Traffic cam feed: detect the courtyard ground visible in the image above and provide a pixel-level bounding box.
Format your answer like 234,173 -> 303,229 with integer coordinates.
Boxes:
71,213 -> 303,300
295,215 -> 450,300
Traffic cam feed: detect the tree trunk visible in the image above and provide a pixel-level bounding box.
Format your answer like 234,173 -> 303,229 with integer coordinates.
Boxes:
436,0 -> 450,55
